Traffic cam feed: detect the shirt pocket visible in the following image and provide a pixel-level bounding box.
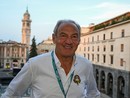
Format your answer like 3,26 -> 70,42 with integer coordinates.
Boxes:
69,75 -> 86,97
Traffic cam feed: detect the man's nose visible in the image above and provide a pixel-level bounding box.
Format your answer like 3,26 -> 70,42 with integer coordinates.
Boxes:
65,37 -> 73,44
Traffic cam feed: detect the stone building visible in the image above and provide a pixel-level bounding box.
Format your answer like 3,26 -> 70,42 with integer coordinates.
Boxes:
76,12 -> 130,98
37,37 -> 55,54
0,9 -> 31,69
0,40 -> 27,68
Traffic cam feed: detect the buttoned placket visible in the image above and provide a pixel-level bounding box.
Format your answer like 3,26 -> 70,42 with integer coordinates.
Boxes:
56,62 -> 75,93
53,51 -> 76,98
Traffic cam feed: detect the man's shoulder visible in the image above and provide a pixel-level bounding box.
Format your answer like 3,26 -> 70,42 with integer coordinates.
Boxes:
29,52 -> 52,62
76,54 -> 89,61
76,54 -> 92,65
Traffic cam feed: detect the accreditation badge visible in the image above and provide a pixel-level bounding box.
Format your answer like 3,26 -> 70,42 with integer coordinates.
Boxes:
73,74 -> 81,85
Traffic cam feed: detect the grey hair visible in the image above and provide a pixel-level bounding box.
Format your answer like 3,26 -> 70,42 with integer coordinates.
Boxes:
53,19 -> 81,36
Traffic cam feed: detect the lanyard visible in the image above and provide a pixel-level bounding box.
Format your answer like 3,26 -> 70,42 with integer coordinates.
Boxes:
51,51 -> 74,98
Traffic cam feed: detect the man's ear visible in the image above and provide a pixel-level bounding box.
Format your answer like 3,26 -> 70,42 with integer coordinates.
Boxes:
77,38 -> 81,45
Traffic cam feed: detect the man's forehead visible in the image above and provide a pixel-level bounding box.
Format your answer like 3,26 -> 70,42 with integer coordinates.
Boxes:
58,22 -> 78,30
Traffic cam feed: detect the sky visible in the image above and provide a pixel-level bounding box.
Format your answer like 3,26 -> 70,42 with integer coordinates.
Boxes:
0,0 -> 130,44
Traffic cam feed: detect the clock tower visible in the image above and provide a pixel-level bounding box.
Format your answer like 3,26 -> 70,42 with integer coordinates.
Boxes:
22,8 -> 32,49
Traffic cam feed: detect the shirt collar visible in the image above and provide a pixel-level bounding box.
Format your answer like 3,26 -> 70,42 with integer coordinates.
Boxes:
53,50 -> 61,67
53,51 -> 77,68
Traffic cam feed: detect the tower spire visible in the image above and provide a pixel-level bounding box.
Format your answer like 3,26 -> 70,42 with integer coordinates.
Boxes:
26,6 -> 28,13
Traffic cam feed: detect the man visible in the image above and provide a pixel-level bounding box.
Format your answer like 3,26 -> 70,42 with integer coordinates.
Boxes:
1,19 -> 100,98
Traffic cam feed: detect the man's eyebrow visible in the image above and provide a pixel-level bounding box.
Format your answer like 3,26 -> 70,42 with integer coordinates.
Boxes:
59,32 -> 66,34
60,31 -> 66,33
72,33 -> 78,35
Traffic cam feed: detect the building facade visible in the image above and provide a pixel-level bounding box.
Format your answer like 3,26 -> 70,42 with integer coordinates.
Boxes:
77,12 -> 130,98
37,37 -> 55,54
0,9 -> 31,69
0,40 -> 27,68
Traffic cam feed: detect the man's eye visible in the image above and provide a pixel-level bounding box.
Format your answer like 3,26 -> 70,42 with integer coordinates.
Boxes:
60,34 -> 66,37
73,35 -> 77,38
59,32 -> 67,38
72,35 -> 78,39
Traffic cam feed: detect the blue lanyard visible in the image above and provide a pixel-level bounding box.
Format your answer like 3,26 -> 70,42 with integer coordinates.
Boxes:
51,51 -> 74,98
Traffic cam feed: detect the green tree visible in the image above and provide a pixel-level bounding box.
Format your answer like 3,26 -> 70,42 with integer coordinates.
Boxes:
29,36 -> 38,58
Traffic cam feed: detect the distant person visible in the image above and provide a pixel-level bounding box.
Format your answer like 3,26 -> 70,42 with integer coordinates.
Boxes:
1,19 -> 100,98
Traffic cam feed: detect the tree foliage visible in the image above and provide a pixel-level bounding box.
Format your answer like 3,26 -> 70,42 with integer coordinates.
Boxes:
29,36 -> 38,58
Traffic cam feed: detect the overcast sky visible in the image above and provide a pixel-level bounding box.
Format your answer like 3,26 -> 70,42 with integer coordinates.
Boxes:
0,0 -> 130,44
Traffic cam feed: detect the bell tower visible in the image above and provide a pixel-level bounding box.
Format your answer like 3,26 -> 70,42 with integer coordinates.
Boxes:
22,8 -> 32,49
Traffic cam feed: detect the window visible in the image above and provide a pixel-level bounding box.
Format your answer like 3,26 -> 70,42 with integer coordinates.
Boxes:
84,53 -> 86,57
97,35 -> 99,41
121,44 -> 124,52
120,58 -> 124,66
121,29 -> 125,37
84,47 -> 86,51
22,54 -> 24,57
23,23 -> 25,26
88,47 -> 90,51
7,59 -> 9,62
27,23 -> 30,27
88,54 -> 90,60
111,45 -> 113,52
7,48 -> 10,52
92,46 -> 94,51
97,46 -> 99,52
103,55 -> 106,63
110,32 -> 113,39
103,45 -> 106,52
92,54 -> 94,61
103,34 -> 105,40
110,55 -> 113,64
7,53 -> 9,57
22,48 -> 24,52
92,36 -> 94,42
97,54 -> 99,62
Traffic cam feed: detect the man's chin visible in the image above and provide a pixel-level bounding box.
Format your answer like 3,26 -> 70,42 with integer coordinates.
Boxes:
62,53 -> 74,57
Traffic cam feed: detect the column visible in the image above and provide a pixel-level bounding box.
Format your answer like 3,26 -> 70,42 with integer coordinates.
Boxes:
105,72 -> 108,94
113,72 -> 118,98
98,69 -> 101,91
4,46 -> 7,68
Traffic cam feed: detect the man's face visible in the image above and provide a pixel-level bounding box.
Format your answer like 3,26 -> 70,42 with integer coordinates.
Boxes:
53,23 -> 80,58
